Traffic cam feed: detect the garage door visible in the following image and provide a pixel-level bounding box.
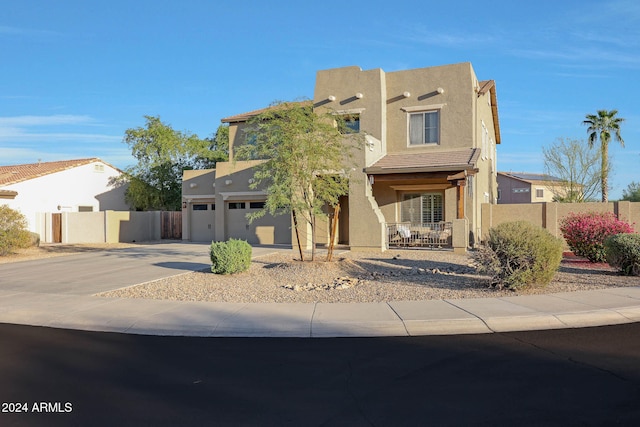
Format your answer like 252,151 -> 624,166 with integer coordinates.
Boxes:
225,201 -> 291,245
190,203 -> 215,242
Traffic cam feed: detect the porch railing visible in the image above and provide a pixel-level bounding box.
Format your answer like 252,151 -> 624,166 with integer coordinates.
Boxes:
386,222 -> 453,248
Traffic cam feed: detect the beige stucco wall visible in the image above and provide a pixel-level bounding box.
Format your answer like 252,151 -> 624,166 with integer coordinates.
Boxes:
314,66 -> 386,144
183,169 -> 216,197
182,169 -> 216,241
41,210 -> 161,244
385,63 -> 475,154
227,121 -> 252,162
107,211 -> 161,243
481,202 -> 640,248
63,212 -> 106,243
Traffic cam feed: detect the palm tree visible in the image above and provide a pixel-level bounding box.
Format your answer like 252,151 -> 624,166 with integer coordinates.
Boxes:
583,109 -> 625,202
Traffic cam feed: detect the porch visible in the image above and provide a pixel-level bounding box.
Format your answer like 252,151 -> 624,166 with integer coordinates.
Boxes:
386,222 -> 452,249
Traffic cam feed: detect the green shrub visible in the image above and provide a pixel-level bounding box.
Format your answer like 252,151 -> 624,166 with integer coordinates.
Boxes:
473,221 -> 563,290
605,233 -> 640,276
209,239 -> 252,274
28,232 -> 40,247
0,205 -> 32,256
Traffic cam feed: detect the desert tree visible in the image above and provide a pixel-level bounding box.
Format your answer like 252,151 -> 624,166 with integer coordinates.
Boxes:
542,137 -> 601,202
194,124 -> 229,169
236,100 -> 361,261
121,115 -> 213,211
621,181 -> 640,202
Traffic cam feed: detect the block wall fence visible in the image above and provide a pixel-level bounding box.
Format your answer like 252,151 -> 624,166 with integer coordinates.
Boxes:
481,201 -> 640,246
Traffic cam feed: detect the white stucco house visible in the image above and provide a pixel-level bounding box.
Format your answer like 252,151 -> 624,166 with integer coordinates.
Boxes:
0,158 -> 130,237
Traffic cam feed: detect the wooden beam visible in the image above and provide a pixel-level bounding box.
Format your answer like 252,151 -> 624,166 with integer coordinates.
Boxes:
456,180 -> 466,219
390,184 -> 453,191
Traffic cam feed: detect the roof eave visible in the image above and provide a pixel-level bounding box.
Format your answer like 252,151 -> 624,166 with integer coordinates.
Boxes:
364,164 -> 478,175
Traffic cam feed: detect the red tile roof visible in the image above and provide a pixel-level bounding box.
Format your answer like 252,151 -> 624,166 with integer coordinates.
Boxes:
364,149 -> 481,174
0,158 -> 113,186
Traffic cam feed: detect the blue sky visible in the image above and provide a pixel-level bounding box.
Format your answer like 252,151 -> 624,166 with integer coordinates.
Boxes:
1,0 -> 638,199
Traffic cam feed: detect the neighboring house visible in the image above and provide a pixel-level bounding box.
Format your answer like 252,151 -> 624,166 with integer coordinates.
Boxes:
183,62 -> 501,251
0,158 -> 129,237
497,172 -> 569,204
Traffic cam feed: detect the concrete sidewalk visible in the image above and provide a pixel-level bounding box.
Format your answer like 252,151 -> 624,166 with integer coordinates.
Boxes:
0,286 -> 639,337
1,242 -> 639,337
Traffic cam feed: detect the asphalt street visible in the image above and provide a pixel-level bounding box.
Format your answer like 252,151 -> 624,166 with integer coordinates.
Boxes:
0,322 -> 639,426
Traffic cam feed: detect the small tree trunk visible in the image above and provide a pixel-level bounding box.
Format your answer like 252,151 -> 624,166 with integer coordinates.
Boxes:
310,212 -> 316,261
326,204 -> 340,262
601,141 -> 609,203
292,209 -> 304,261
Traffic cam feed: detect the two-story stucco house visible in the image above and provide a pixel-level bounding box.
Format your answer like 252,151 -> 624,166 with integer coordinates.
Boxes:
182,62 -> 501,252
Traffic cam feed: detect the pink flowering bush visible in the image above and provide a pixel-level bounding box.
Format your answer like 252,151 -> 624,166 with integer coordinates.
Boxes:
560,212 -> 634,263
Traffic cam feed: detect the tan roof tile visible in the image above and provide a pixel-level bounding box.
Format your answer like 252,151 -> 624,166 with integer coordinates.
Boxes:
365,149 -> 480,174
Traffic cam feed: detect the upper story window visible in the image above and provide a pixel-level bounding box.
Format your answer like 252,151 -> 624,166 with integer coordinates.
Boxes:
335,108 -> 364,134
338,114 -> 360,134
409,110 -> 440,145
402,104 -> 444,146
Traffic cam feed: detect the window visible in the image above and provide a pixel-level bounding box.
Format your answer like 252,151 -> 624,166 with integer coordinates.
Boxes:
536,188 -> 544,198
401,193 -> 443,223
409,110 -> 439,145
78,206 -> 93,212
338,114 -> 360,134
211,204 -> 216,210
228,202 -> 245,209
193,204 -> 208,211
249,201 -> 265,209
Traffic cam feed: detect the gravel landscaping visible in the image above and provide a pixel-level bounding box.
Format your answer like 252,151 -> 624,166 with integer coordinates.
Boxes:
98,249 -> 640,303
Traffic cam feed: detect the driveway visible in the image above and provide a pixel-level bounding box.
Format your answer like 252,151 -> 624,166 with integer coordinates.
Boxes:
0,242 -> 290,296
